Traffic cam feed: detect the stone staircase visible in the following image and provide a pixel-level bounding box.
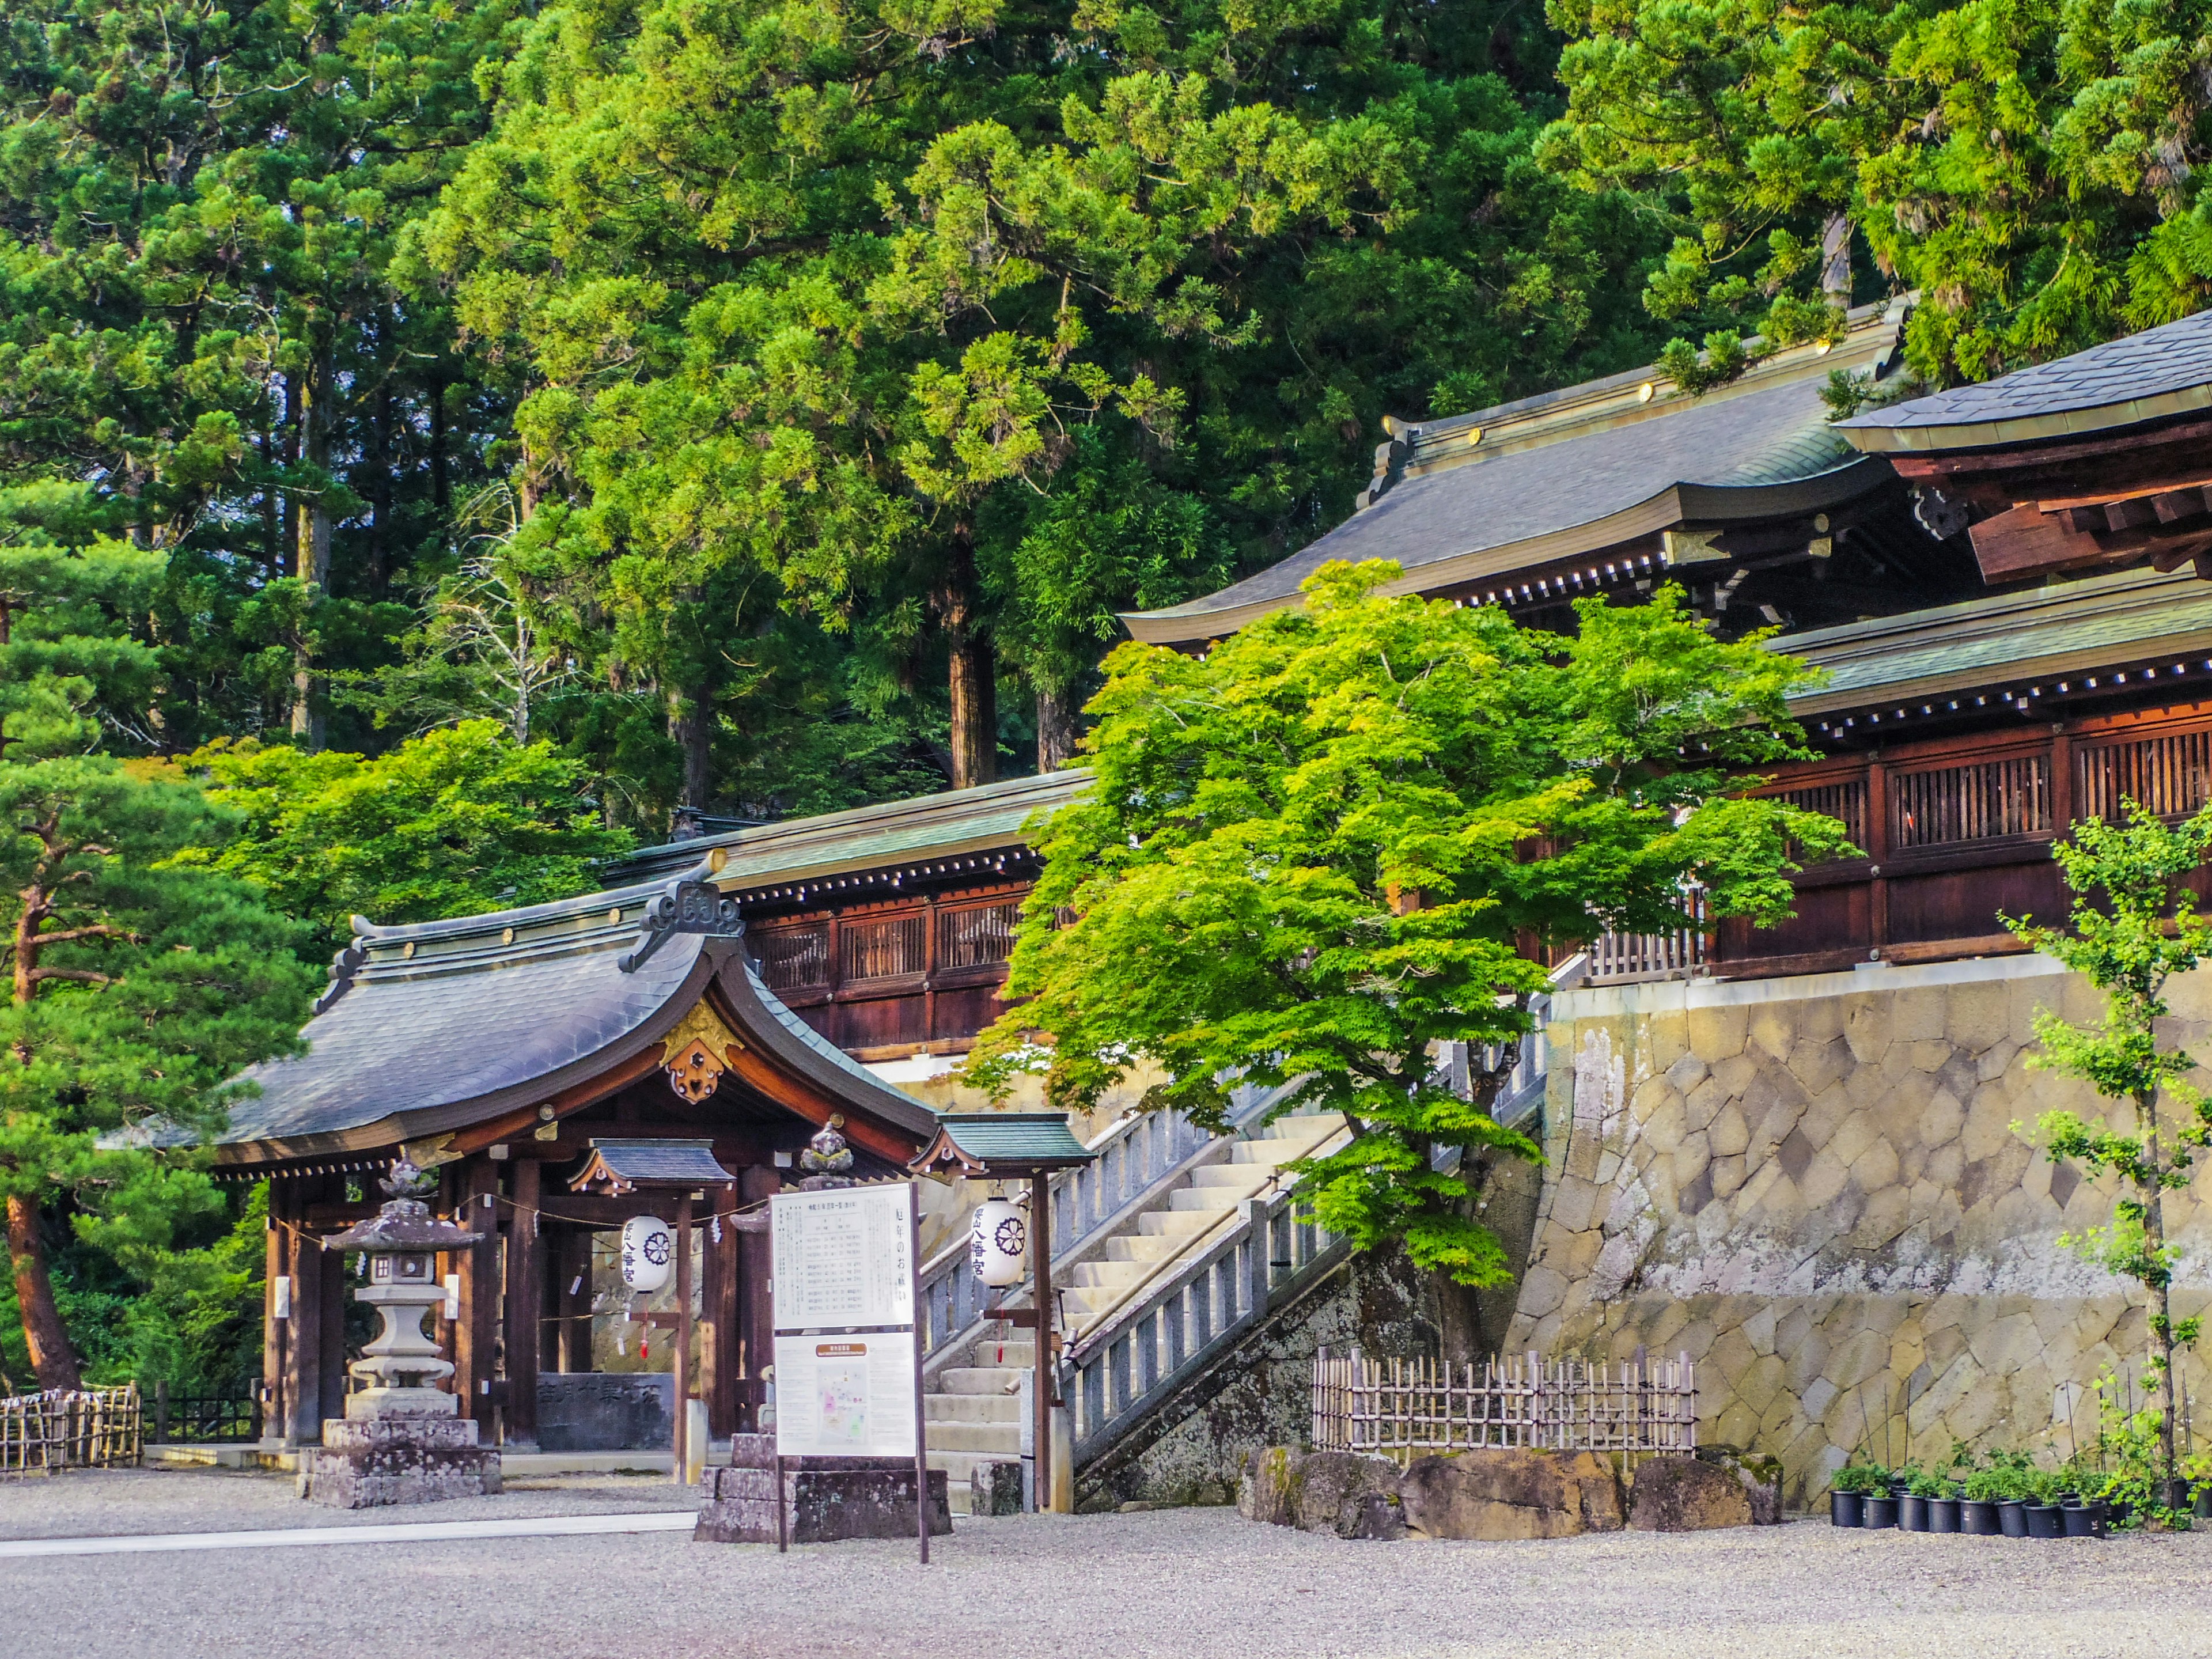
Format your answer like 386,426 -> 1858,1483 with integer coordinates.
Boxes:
927,1331 -> 1030,1515
924,1113 -> 1348,1512
1059,1113 -> 1346,1331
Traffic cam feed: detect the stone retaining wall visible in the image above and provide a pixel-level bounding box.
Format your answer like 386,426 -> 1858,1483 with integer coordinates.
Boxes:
1503,955 -> 2212,1505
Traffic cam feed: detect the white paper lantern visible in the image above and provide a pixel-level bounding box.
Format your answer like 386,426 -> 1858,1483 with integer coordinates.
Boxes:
969,1198 -> 1028,1288
620,1215 -> 675,1293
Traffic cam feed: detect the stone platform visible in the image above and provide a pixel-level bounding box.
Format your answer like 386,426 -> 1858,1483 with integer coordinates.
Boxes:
305,1415 -> 501,1509
695,1435 -> 952,1543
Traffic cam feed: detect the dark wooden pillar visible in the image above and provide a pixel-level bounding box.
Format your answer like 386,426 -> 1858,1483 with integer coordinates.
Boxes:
1031,1172 -> 1052,1511
261,1177 -> 288,1443
280,1178 -> 323,1444
504,1156 -> 541,1447
702,1180 -> 739,1438
456,1156 -> 501,1435
555,1228 -> 594,1372
318,1193 -> 348,1431
736,1165 -> 779,1433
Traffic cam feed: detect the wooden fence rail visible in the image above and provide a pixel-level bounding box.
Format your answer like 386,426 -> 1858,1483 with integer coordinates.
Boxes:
0,1386 -> 142,1476
1310,1349 -> 1695,1463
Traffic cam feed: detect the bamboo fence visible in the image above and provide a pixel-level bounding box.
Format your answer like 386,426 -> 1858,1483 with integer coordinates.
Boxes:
0,1385 -> 142,1475
1311,1348 -> 1696,1464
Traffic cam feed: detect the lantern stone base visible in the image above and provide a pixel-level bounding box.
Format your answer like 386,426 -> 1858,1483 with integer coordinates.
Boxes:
694,1436 -> 951,1543
305,1414 -> 502,1509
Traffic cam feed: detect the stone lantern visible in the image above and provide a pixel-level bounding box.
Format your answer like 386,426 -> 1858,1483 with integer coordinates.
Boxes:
305,1161 -> 502,1508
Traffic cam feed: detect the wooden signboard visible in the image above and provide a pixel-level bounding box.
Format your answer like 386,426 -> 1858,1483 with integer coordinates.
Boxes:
768,1181 -> 930,1562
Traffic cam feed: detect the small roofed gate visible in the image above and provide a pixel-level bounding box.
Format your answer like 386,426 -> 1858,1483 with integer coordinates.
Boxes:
204,856 -> 940,1452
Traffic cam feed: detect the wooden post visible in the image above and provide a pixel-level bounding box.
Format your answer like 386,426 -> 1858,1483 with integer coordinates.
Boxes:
1030,1172 -> 1052,1514
459,1157 -> 501,1435
281,1183 -> 323,1444
318,1203 -> 347,1431
1866,755 -> 1890,956
505,1157 -> 541,1447
262,1177 -> 287,1444
554,1228 -> 593,1372
675,1189 -> 693,1484
703,1179 -> 740,1437
911,1180 -> 929,1565
738,1165 -> 779,1432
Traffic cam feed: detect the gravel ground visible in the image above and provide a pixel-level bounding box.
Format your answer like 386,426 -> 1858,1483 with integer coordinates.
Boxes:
0,1467 -> 699,1540
3,1473 -> 2210,1659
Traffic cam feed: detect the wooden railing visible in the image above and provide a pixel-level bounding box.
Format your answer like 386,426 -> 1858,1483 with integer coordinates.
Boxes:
1309,1349 -> 1696,1463
1709,700 -> 2212,980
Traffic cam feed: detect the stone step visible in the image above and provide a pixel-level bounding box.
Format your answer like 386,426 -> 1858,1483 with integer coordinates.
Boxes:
1137,1209 -> 1218,1236
1069,1259 -> 1145,1289
1104,1234 -> 1180,1262
1166,1186 -> 1247,1213
1187,1164 -> 1279,1190
923,1421 -> 1022,1453
929,1448 -> 1016,1487
965,1336 -> 1035,1369
923,1391 -> 1022,1424
937,1366 -> 1027,1396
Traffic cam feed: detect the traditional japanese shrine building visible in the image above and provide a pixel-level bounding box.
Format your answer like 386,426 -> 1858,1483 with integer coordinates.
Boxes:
217,856 -> 942,1450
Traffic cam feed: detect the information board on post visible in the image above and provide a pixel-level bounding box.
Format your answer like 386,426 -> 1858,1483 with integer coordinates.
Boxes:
768,1181 -> 930,1558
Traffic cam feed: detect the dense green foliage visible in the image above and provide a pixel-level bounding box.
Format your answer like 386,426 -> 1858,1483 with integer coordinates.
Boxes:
2006,802 -> 2212,1483
965,562 -> 1848,1344
1541,0 -> 2212,386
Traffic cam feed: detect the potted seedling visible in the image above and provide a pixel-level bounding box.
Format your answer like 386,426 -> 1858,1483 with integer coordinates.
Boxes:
1829,1463 -> 1884,1528
2024,1469 -> 2068,1539
1916,1469 -> 1960,1534
1862,1470 -> 1900,1531
1900,1468 -> 1941,1533
1961,1467 -> 2008,1536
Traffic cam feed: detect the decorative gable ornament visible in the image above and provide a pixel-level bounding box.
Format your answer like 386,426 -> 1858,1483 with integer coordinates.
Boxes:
620,1215 -> 675,1293
659,1002 -> 744,1104
970,1196 -> 1027,1287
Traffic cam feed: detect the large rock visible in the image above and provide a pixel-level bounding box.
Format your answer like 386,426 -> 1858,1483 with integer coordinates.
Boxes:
1240,1448 -> 1406,1539
1628,1455 -> 1753,1531
1396,1449 -> 1624,1540
1696,1445 -> 1783,1524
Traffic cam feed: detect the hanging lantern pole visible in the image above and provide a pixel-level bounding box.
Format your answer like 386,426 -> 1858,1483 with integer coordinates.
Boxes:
1030,1172 -> 1052,1513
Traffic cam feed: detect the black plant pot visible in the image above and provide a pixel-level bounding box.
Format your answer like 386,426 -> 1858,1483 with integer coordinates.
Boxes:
1831,1491 -> 1865,1527
1961,1499 -> 2002,1536
1900,1494 -> 1931,1532
2025,1503 -> 2066,1539
2062,1502 -> 2103,1539
1930,1495 -> 1961,1534
1998,1499 -> 2030,1538
1863,1494 -> 1899,1529
2194,1487 -> 2212,1520
2157,1478 -> 2192,1512
2108,1496 -> 2136,1529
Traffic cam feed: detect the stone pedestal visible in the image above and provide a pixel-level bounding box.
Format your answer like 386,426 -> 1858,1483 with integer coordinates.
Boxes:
694,1434 -> 951,1543
307,1413 -> 502,1509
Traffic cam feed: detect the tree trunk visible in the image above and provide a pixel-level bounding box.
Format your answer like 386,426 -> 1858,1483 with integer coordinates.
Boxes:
6,1192 -> 80,1393
1820,213 -> 1853,309
936,529 -> 997,790
668,687 -> 713,824
430,374 -> 450,520
2142,1087 -> 2179,1479
1036,681 -> 1078,772
369,379 -> 393,602
291,349 -> 332,750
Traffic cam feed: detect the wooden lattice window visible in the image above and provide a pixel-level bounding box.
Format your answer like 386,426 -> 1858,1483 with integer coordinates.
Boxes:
1890,755 -> 2052,849
754,923 -> 831,991
2075,727 -> 2212,822
1777,778 -> 1868,854
939,900 -> 1021,971
841,913 -> 926,982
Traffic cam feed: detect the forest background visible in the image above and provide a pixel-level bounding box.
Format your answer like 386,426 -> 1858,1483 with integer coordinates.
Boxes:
5,0 -> 2212,1392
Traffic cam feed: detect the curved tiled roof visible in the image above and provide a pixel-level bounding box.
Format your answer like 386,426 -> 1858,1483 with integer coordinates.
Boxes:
212,859 -> 935,1160
1837,308 -> 2212,452
1123,304 -> 1908,644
